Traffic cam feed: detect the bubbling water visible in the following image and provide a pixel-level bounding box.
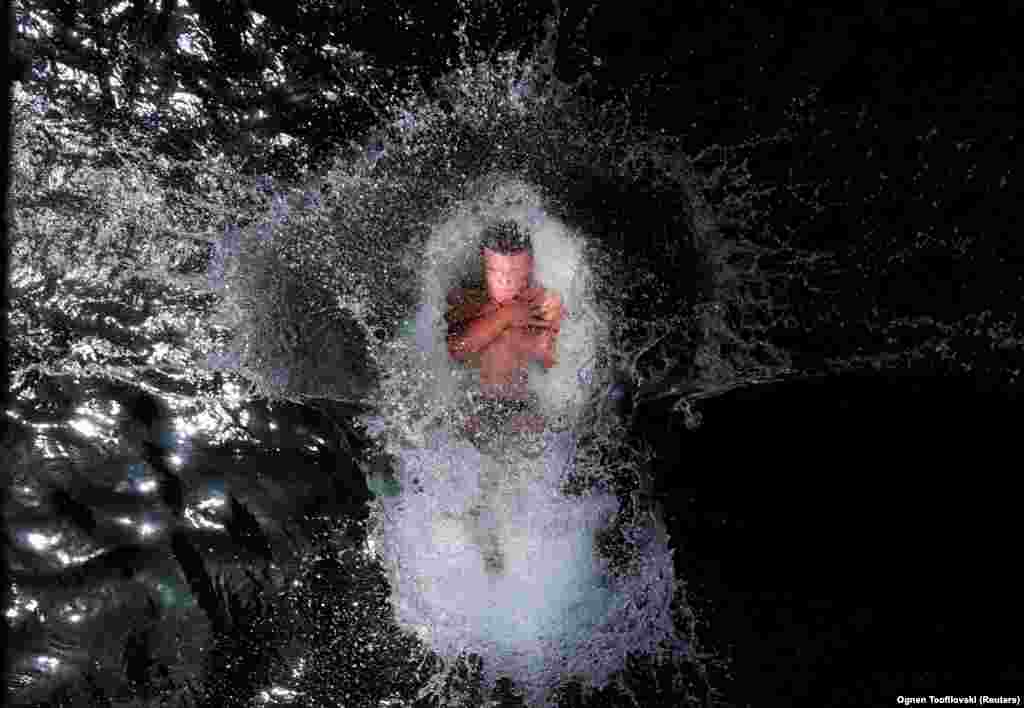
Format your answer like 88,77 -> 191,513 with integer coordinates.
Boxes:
364,173 -> 690,706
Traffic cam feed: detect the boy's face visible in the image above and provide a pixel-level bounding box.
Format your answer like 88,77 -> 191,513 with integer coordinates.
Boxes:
483,247 -> 533,304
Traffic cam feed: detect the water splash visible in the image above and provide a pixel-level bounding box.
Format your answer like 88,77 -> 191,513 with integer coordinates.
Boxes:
377,173 -> 605,437
360,174 -> 632,705
360,150 -> 690,706
203,47 -> 731,706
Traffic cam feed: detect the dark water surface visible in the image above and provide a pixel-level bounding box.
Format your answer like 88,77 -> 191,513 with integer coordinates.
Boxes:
647,372 -> 1020,704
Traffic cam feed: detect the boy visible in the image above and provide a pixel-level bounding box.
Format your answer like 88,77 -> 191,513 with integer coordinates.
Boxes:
445,221 -> 563,434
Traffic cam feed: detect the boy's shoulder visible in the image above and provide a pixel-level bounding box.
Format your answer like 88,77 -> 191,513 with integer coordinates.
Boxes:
446,287 -> 488,306
445,287 -> 489,325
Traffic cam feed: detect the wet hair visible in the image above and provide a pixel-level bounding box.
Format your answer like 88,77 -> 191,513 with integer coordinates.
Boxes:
480,220 -> 532,256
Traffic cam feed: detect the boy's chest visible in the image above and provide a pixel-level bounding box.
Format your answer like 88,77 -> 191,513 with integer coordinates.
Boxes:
480,328 -> 532,369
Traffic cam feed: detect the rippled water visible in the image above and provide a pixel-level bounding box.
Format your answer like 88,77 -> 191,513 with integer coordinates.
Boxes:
5,12 -> 1019,705
5,52 -> 723,707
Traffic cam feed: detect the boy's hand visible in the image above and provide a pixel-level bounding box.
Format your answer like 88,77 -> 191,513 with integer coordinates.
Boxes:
501,294 -> 549,330
502,289 -> 562,331
536,290 -> 563,329
514,288 -> 561,328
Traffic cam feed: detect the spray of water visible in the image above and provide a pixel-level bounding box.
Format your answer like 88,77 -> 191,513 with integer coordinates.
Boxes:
206,49 -> 737,706
352,155 -> 695,707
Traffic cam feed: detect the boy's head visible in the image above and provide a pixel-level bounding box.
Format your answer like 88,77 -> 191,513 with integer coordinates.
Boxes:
480,220 -> 532,256
480,221 -> 534,304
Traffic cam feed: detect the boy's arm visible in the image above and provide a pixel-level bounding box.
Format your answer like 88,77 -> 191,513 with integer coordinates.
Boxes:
520,289 -> 563,369
530,329 -> 559,369
445,289 -> 506,361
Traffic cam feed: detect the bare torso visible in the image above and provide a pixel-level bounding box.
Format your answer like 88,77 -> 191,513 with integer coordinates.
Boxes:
446,288 -> 559,433
477,324 -> 538,399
